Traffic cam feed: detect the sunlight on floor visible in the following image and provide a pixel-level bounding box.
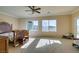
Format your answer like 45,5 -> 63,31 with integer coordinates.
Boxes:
21,38 -> 62,48
36,39 -> 62,48
21,38 -> 36,48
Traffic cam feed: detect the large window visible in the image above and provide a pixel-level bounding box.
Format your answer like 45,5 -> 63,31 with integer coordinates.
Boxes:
32,21 -> 38,31
42,20 -> 56,32
27,20 -> 56,32
27,20 -> 38,31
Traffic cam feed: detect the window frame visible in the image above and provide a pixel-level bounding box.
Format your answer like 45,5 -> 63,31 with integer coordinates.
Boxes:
27,20 -> 39,32
42,20 -> 57,32
32,20 -> 38,31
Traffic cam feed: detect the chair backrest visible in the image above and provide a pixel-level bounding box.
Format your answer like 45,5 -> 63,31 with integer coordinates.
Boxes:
13,30 -> 29,40
21,30 -> 29,37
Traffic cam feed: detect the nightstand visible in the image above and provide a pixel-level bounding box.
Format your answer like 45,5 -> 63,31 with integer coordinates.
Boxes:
0,36 -> 8,53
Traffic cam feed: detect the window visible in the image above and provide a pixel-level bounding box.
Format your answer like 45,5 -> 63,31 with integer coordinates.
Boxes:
42,20 -> 48,32
42,20 -> 56,32
27,20 -> 38,31
49,20 -> 56,31
32,21 -> 38,31
77,18 -> 79,38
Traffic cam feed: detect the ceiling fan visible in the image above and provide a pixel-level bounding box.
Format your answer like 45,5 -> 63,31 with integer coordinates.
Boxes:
25,6 -> 41,14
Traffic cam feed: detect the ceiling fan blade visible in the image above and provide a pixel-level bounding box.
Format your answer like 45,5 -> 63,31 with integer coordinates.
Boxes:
28,6 -> 33,10
35,8 -> 41,10
27,6 -> 41,14
35,10 -> 40,13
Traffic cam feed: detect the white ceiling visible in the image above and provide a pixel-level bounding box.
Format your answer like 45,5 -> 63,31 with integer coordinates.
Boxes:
0,6 -> 79,18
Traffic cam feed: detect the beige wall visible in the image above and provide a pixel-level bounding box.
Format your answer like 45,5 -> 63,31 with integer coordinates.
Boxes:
57,15 -> 72,37
18,15 -> 72,37
72,11 -> 79,37
0,14 -> 19,30
0,11 -> 79,38
0,11 -> 77,37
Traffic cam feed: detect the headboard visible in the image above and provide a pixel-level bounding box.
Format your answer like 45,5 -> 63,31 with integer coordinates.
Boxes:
0,22 -> 12,34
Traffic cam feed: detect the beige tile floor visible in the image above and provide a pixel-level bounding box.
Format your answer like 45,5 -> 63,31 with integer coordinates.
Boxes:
9,37 -> 79,53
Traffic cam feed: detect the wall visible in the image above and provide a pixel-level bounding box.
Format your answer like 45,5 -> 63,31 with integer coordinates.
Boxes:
0,14 -> 19,30
57,15 -> 72,37
72,11 -> 79,37
0,12 -> 76,38
18,15 -> 72,37
0,11 -> 78,38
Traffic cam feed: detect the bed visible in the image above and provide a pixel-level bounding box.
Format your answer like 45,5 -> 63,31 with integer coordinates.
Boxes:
0,22 -> 14,41
0,22 -> 29,47
0,22 -> 21,47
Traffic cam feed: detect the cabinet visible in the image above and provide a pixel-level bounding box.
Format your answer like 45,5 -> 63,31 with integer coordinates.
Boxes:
0,36 -> 8,53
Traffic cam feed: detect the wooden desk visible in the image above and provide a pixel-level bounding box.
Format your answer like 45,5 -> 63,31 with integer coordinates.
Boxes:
0,36 -> 8,53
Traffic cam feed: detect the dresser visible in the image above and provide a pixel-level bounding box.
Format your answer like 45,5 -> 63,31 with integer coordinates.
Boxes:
0,36 -> 8,53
